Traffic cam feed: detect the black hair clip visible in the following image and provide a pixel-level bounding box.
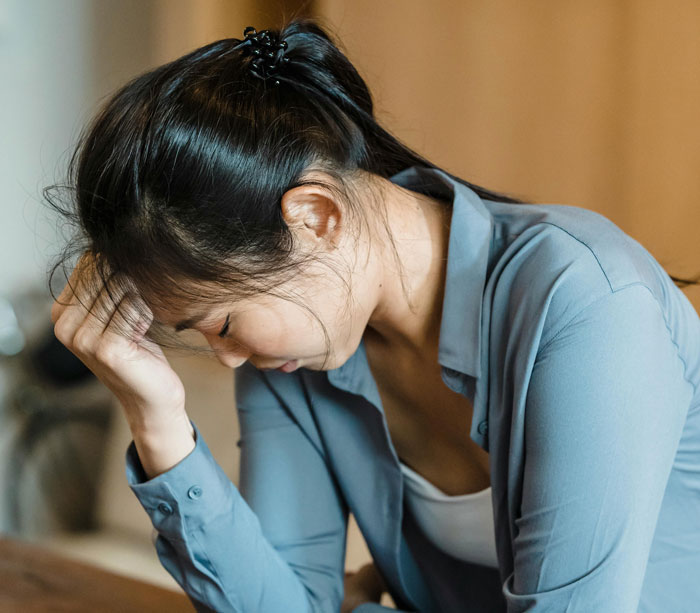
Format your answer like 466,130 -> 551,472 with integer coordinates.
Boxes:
239,26 -> 290,86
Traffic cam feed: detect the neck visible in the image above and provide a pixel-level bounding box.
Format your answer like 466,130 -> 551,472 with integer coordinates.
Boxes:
365,178 -> 452,354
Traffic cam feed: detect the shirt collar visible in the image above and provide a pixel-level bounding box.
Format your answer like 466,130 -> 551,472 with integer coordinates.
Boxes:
389,165 -> 493,378
327,165 -> 493,395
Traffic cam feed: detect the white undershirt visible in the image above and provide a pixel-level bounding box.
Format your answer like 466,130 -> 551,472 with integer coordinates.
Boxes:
399,460 -> 499,568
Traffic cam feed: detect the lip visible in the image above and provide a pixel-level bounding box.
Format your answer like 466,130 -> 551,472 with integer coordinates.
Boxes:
276,360 -> 299,373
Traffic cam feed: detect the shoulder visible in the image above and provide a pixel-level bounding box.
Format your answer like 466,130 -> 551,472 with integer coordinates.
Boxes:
487,202 -> 660,350
491,200 -> 655,291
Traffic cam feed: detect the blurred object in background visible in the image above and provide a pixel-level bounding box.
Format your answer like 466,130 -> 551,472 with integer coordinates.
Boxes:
0,297 -> 26,357
0,287 -> 114,537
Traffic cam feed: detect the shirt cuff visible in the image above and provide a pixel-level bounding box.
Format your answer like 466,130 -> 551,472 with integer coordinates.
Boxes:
125,420 -> 236,539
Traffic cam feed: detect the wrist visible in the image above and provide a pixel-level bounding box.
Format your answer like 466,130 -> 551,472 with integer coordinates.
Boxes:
122,398 -> 188,434
131,413 -> 195,479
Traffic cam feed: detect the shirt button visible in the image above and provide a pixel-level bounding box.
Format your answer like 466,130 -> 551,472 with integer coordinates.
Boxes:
157,502 -> 173,515
477,420 -> 489,435
187,486 -> 203,500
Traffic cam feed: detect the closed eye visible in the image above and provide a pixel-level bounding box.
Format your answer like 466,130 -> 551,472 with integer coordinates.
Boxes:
218,314 -> 231,338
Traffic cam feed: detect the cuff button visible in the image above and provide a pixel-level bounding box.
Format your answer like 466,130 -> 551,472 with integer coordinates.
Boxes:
188,485 -> 203,500
157,502 -> 173,515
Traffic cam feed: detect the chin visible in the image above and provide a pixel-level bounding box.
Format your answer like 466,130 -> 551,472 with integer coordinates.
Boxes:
319,344 -> 359,371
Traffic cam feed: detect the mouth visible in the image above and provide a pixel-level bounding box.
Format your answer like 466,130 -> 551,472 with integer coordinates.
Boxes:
276,360 -> 299,373
253,359 -> 299,372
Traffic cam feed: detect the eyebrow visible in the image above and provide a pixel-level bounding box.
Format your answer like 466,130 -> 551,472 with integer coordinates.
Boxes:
174,313 -> 207,332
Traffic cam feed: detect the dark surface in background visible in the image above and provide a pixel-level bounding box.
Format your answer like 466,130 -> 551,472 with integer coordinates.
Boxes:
0,537 -> 194,612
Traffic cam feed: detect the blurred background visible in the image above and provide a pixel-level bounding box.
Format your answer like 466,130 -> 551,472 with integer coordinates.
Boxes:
1,0 -> 699,607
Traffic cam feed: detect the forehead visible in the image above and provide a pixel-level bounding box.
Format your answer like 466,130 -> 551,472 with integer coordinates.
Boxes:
145,292 -> 218,331
146,303 -> 210,332
154,291 -> 292,332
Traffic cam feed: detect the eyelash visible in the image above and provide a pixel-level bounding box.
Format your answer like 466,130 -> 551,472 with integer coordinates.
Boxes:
218,314 -> 230,338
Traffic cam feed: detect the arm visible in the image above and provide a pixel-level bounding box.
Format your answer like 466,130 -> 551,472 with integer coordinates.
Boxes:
125,361 -> 350,612
502,284 -> 693,611
235,366 -> 405,613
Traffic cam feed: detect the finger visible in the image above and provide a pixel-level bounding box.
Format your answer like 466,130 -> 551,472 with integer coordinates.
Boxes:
54,269 -> 123,347
52,272 -> 84,324
62,252 -> 100,300
77,283 -> 131,344
70,293 -> 138,364
103,291 -> 154,344
51,253 -> 103,323
55,289 -> 108,356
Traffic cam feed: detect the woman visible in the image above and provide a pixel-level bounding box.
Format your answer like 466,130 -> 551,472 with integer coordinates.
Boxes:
48,18 -> 700,613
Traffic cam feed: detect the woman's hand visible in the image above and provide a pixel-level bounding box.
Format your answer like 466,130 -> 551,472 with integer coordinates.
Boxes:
341,562 -> 388,613
51,253 -> 194,478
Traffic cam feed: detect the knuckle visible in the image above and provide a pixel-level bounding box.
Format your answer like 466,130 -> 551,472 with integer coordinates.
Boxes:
95,342 -> 116,365
72,328 -> 94,354
53,322 -> 70,345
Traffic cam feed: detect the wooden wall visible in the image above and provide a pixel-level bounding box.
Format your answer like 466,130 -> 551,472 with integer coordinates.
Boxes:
146,0 -> 315,64
317,0 -> 700,309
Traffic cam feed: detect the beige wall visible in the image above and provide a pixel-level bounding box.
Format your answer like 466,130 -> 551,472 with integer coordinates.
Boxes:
318,0 -> 700,309
147,0 -> 315,65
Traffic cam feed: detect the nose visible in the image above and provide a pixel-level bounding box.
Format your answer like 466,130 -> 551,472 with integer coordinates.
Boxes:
205,334 -> 251,369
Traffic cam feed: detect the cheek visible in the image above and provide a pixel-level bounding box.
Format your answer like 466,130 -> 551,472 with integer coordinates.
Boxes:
235,307 -> 321,355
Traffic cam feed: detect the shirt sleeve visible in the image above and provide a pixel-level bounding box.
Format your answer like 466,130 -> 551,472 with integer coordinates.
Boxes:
124,361 -> 350,613
501,283 -> 693,611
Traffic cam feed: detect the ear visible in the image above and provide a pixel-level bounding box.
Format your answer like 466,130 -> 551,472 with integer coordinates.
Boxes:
280,182 -> 342,248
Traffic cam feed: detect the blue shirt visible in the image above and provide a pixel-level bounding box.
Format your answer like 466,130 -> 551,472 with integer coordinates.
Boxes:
126,165 -> 700,612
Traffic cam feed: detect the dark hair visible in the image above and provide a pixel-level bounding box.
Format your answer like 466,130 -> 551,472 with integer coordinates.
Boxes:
45,16 -> 699,367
